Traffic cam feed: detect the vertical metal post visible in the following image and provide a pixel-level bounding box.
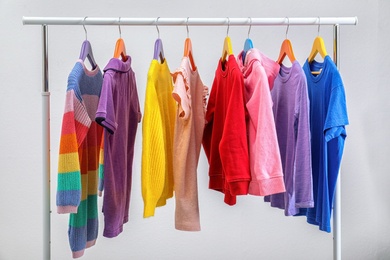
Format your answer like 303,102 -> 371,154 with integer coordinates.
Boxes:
42,24 -> 51,260
333,24 -> 341,260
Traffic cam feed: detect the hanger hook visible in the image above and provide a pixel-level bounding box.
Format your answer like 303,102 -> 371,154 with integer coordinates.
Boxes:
186,17 -> 190,38
155,17 -> 160,38
285,17 -> 290,39
118,17 -> 122,38
247,17 -> 252,39
83,16 -> 88,40
226,17 -> 230,36
317,17 -> 321,36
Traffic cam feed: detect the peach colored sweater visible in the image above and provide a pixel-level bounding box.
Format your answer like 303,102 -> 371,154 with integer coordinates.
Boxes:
172,57 -> 208,231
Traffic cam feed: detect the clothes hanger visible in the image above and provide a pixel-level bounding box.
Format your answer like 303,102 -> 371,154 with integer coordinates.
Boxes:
113,17 -> 128,62
221,17 -> 233,63
183,17 -> 196,71
277,17 -> 296,64
242,17 -> 254,64
308,17 -> 328,74
79,17 -> 97,70
153,17 -> 165,63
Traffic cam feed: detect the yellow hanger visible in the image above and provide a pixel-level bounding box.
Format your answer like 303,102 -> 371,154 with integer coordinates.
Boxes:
277,18 -> 296,64
113,17 -> 128,61
184,17 -> 196,71
221,17 -> 233,63
308,18 -> 328,74
308,36 -> 327,63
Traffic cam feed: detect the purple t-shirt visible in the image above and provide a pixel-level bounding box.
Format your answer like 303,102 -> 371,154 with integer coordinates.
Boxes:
96,56 -> 141,238
264,61 -> 314,216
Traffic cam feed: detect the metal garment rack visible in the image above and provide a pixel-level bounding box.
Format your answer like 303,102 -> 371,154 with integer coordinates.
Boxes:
22,16 -> 357,260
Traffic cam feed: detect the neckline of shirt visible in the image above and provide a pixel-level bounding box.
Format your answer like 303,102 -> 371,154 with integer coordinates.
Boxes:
278,61 -> 300,83
305,55 -> 330,83
77,59 -> 101,77
218,54 -> 235,77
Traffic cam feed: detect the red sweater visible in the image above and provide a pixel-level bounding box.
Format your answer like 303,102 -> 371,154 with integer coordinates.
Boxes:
202,55 -> 251,205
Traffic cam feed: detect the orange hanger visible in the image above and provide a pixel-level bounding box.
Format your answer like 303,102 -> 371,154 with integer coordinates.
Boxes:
221,18 -> 233,63
184,38 -> 196,71
114,38 -> 127,61
277,18 -> 296,64
277,39 -> 296,64
113,17 -> 128,61
183,18 -> 196,71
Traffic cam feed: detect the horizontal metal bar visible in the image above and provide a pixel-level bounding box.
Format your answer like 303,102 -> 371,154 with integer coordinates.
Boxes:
22,17 -> 358,26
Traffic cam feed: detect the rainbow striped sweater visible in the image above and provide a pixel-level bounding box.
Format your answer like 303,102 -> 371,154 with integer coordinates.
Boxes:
57,60 -> 104,258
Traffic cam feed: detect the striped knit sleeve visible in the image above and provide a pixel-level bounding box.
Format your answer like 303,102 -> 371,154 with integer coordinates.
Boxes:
57,90 -> 91,214
98,133 -> 104,196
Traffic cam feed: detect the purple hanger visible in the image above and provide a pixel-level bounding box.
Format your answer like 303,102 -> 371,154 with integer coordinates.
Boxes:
153,38 -> 165,62
79,40 -> 97,69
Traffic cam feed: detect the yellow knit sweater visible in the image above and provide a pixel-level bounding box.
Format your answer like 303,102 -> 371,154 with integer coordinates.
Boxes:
142,59 -> 176,218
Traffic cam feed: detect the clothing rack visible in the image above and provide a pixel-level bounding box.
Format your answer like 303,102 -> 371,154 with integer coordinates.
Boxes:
22,16 -> 358,260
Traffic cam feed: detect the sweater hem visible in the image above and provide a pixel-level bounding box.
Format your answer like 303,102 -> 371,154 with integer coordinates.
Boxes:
72,249 -> 85,259
86,239 -> 96,248
249,176 -> 286,196
103,225 -> 124,238
209,174 -> 224,191
57,205 -> 78,214
143,201 -> 157,218
228,180 -> 250,196
175,223 -> 201,232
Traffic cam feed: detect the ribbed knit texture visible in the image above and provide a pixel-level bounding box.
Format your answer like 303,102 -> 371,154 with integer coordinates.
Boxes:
142,59 -> 176,217
98,134 -> 104,197
57,60 -> 103,258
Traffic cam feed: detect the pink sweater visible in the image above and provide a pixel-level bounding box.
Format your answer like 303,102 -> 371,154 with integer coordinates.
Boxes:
237,49 -> 285,196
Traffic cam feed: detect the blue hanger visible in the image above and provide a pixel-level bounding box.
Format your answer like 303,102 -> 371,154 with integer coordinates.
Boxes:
79,17 -> 97,69
153,17 -> 165,63
242,17 -> 254,63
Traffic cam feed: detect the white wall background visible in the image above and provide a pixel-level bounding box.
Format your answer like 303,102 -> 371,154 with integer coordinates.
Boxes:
0,0 -> 389,259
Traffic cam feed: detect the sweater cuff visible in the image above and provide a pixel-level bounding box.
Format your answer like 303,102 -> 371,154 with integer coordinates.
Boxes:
143,201 -> 156,218
224,192 -> 237,206
257,176 -> 286,196
228,180 -> 249,196
72,249 -> 85,259
57,205 -> 78,214
209,174 -> 224,191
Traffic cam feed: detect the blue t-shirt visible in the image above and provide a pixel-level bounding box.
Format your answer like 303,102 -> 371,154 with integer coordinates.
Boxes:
301,56 -> 349,232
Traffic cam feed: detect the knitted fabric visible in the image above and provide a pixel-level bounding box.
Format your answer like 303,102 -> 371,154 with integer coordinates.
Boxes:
142,59 -> 176,217
57,60 -> 103,258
